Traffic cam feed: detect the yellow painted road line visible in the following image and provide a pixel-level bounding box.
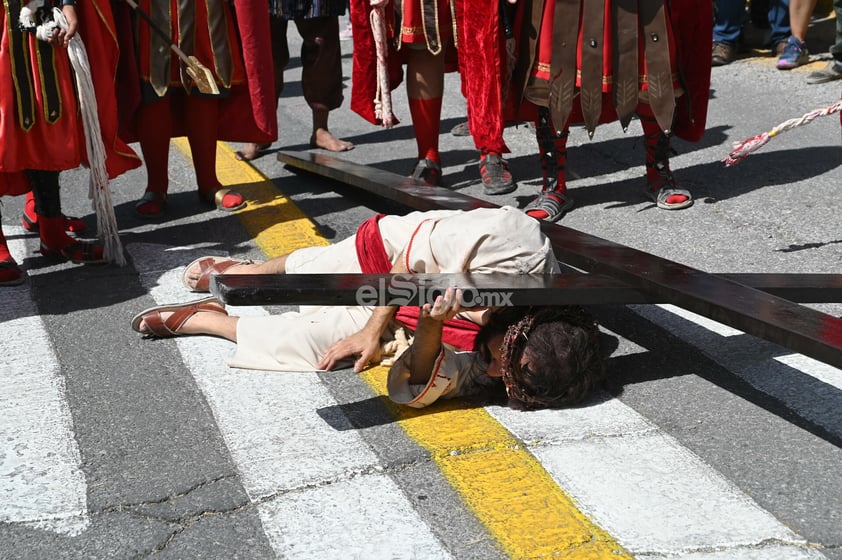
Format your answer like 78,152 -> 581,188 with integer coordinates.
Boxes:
173,139 -> 632,559
360,367 -> 630,559
173,138 -> 328,255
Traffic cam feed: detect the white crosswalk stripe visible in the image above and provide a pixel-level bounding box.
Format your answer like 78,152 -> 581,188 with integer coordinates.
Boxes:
0,227 -> 89,536
490,399 -> 824,559
1,236 -> 833,556
632,303 -> 842,438
129,242 -> 452,559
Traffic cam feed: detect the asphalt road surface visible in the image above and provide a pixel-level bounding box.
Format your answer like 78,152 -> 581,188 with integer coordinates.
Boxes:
1,25 -> 841,560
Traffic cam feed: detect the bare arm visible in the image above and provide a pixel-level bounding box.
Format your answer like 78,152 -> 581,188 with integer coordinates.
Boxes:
50,5 -> 78,47
317,252 -> 409,372
406,287 -> 464,384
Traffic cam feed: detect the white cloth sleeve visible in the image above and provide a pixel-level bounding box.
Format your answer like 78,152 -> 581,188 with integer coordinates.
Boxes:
387,346 -> 488,408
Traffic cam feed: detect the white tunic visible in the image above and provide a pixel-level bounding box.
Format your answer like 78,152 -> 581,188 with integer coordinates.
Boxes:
227,207 -> 559,394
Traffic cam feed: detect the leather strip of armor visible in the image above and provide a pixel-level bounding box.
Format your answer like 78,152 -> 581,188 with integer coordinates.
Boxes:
640,0 -> 674,133
35,39 -> 62,124
612,0 -> 637,130
149,0 -> 172,96
548,0 -> 580,131
177,0 -> 195,89
579,0 -> 604,137
421,0 -> 442,54
205,0 -> 232,87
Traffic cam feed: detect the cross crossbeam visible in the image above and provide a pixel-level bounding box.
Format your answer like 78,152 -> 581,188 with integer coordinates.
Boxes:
212,272 -> 842,306
267,150 -> 842,369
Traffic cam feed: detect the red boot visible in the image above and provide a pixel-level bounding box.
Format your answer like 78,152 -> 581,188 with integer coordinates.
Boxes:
22,191 -> 87,233
38,215 -> 106,264
0,228 -> 23,286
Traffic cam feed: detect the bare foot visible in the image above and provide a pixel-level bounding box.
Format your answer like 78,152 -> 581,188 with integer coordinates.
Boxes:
310,128 -> 354,152
183,258 -> 259,291
235,143 -> 272,161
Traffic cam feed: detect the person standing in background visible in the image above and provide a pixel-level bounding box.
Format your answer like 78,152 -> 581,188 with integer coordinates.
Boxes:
236,0 -> 354,161
113,0 -> 277,218
0,0 -> 141,284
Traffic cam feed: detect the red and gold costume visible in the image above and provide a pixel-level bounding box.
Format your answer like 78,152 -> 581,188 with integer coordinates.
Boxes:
350,0 -> 510,166
0,0 -> 141,279
114,0 -> 276,144
113,0 -> 276,215
511,0 -> 711,141
506,0 -> 712,221
0,0 -> 139,195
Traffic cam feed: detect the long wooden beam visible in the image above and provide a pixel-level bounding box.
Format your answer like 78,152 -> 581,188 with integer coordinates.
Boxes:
276,151 -> 842,368
213,272 -> 842,307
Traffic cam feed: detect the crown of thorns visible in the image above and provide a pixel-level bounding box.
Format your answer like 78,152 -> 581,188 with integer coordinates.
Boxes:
499,306 -> 598,408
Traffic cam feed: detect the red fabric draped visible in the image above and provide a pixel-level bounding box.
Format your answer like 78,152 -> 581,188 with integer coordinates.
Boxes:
355,215 -> 481,351
0,0 -> 140,196
349,0 -> 507,154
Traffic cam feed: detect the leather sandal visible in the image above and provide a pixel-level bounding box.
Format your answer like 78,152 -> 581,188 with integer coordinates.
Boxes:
198,188 -> 246,212
131,296 -> 227,338
450,121 -> 470,136
0,259 -> 24,286
182,255 -> 255,292
409,158 -> 442,187
40,241 -> 107,264
135,191 -> 168,219
644,174 -> 693,210
524,191 -> 575,222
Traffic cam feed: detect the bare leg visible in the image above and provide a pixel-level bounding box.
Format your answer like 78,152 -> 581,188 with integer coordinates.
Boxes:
182,254 -> 290,289
789,0 -> 818,40
310,108 -> 354,151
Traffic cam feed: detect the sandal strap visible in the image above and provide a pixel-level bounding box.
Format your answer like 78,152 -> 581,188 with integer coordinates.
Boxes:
143,300 -> 227,337
524,191 -> 571,215
0,258 -> 20,270
656,187 -> 692,205
480,155 -> 510,181
195,258 -> 250,291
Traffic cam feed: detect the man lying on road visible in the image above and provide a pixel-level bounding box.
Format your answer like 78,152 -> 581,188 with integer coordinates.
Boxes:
132,207 -> 605,409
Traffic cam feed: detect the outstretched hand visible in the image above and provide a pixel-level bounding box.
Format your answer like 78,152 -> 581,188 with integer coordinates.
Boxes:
421,287 -> 464,322
318,329 -> 383,373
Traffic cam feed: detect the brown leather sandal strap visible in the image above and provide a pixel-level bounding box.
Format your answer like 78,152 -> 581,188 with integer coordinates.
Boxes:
164,301 -> 227,334
142,311 -> 171,337
640,0 -> 675,134
195,259 -> 245,291
580,0 -> 605,136
548,0 -> 581,131
612,0 -> 639,130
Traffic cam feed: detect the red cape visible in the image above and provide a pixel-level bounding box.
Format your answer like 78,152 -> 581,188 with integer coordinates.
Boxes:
0,0 -> 141,196
349,0 -> 508,153
114,0 -> 277,144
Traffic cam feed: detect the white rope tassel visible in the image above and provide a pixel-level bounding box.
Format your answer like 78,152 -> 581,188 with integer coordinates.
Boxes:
370,6 -> 394,128
53,8 -> 125,265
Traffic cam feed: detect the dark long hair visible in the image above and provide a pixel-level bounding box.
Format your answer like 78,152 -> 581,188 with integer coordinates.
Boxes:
474,306 -> 605,409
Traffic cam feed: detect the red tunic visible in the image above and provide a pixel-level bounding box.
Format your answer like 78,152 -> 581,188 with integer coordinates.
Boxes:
114,0 -> 277,144
0,1 -> 140,196
350,0 -> 509,155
